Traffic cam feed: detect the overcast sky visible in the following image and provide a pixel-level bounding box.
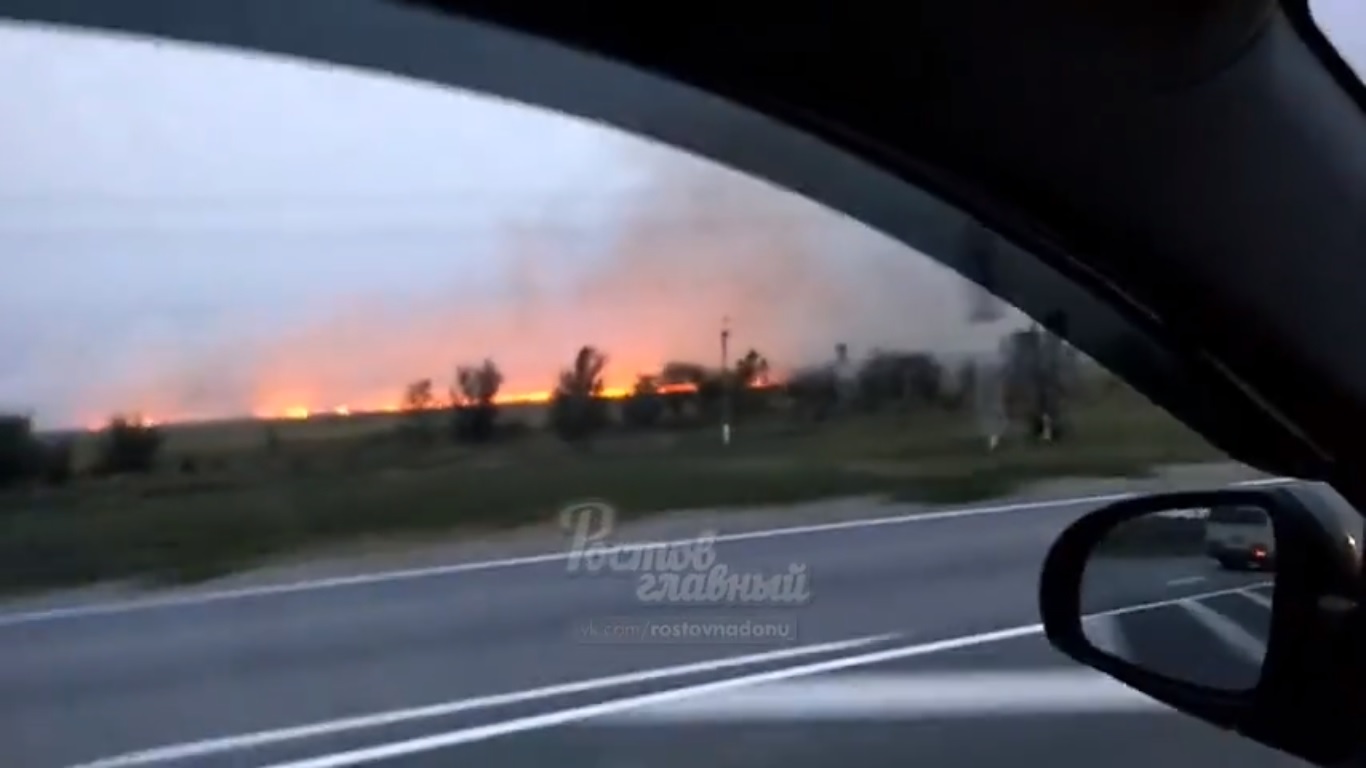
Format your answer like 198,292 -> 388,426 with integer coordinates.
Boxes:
1318,0 -> 1366,79
0,6 -> 1360,428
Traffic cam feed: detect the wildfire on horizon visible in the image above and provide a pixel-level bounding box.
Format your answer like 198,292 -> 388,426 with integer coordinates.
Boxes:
83,377 -> 775,431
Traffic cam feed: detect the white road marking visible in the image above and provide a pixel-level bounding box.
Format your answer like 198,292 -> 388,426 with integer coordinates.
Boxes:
634,583 -> 1283,725
599,670 -> 1166,721
253,626 -> 1055,768
0,495 -> 1116,628
1082,613 -> 1134,661
1178,599 -> 1267,662
85,583 -> 1259,768
68,633 -> 896,768
1100,581 -> 1271,619
0,476 -> 1295,628
1165,576 -> 1206,587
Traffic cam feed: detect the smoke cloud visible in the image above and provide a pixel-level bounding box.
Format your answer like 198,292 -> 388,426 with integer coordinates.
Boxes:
20,135 -> 1022,429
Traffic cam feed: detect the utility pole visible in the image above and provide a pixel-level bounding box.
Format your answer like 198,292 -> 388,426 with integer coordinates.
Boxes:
720,316 -> 732,447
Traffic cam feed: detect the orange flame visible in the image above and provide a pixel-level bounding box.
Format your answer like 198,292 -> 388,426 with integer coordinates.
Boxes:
254,380 -> 708,421
84,373 -> 781,428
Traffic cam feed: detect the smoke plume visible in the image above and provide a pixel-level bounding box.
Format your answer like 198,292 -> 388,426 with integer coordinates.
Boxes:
50,142 -> 1019,427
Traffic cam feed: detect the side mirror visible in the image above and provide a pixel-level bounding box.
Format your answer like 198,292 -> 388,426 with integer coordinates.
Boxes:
1039,485 -> 1366,767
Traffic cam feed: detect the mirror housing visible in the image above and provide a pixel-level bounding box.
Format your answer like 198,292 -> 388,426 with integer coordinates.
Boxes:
1040,484 -> 1366,766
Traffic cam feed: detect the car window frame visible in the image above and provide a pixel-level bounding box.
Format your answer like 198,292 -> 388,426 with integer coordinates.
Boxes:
0,0 -> 1338,481
1284,0 -> 1366,117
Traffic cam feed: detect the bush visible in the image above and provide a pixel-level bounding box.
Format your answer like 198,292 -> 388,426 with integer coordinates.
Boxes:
856,351 -> 945,410
92,416 -> 163,475
449,360 -> 504,444
551,346 -> 611,443
398,379 -> 440,446
451,404 -> 498,443
0,414 -> 38,488
36,437 -> 74,486
550,392 -> 610,442
622,393 -> 664,429
786,368 -> 838,421
622,375 -> 665,430
0,414 -> 72,489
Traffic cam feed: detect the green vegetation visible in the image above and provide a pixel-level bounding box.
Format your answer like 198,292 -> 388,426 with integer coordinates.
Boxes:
0,330 -> 1225,593
549,346 -> 611,443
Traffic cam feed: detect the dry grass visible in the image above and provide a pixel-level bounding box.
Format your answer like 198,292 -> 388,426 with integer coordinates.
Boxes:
1,385 -> 1223,593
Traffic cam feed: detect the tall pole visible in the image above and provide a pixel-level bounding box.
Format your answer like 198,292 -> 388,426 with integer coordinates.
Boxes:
721,316 -> 732,447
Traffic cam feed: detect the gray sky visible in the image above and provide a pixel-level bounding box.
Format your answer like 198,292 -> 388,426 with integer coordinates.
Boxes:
1317,0 -> 1366,79
1,8 -> 1360,428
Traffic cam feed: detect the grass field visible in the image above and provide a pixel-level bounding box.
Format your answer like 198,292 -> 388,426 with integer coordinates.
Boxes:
0,382 -> 1225,593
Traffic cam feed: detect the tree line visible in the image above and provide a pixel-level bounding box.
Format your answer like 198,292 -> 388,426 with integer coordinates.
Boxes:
0,325 -> 1078,490
0,413 -> 162,490
395,327 -> 1078,447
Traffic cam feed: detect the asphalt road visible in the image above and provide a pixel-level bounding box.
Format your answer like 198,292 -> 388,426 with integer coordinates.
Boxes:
0,491 -> 1307,768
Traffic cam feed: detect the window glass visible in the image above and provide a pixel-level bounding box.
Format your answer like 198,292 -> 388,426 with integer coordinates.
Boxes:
1309,0 -> 1366,80
0,15 -> 1270,768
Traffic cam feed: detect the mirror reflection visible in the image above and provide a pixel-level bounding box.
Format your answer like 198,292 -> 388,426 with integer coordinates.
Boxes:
1079,504 -> 1275,691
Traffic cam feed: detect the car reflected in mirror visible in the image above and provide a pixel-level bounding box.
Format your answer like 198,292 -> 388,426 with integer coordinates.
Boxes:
1079,506 -> 1274,691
